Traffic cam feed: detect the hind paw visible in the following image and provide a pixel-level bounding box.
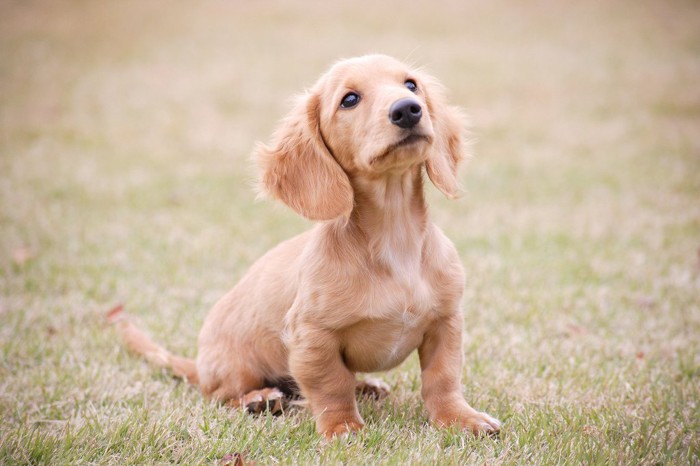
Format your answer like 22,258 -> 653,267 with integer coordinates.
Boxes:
355,377 -> 390,400
232,387 -> 286,415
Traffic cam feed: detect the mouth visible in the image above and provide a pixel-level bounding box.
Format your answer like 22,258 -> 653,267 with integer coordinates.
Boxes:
393,133 -> 430,150
371,133 -> 431,165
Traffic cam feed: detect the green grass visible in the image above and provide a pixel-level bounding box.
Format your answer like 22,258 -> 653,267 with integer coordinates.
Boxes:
1,0 -> 699,464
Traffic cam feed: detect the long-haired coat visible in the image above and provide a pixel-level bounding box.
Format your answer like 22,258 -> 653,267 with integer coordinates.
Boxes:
111,54 -> 501,438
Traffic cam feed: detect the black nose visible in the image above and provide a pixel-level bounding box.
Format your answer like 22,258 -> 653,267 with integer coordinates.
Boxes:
389,98 -> 422,129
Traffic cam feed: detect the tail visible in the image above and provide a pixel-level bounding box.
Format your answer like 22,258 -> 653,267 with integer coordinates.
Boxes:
106,305 -> 199,384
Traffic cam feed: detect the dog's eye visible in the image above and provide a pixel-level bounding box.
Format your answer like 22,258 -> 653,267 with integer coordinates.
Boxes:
340,92 -> 361,109
404,79 -> 418,93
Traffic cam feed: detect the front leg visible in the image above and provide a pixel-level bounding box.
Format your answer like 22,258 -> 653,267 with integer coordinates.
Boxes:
419,312 -> 501,436
288,327 -> 364,439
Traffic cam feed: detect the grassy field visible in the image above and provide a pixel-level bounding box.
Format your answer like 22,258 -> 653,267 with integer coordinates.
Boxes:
1,0 -> 699,464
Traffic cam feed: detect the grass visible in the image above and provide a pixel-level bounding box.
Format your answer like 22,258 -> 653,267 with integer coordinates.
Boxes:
1,0 -> 699,464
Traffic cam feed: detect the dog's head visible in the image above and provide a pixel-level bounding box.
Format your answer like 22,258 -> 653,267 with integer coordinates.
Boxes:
257,54 -> 466,221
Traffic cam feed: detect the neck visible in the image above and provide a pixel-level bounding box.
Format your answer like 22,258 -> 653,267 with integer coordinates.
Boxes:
347,165 -> 428,279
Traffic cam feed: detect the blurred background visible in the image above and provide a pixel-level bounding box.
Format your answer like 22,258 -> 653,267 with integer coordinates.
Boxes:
1,0 -> 698,463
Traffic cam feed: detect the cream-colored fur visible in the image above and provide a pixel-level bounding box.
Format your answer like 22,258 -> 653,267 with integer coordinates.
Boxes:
111,54 -> 500,438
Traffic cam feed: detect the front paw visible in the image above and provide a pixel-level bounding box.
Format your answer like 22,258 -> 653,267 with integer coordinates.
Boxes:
434,408 -> 501,437
320,419 -> 364,440
316,408 -> 365,439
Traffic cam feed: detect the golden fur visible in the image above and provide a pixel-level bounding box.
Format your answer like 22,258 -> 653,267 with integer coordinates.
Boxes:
111,54 -> 500,438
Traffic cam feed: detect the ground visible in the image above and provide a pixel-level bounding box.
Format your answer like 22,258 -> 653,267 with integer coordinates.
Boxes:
1,0 -> 699,464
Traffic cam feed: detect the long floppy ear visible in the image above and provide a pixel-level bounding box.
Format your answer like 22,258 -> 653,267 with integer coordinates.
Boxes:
256,92 -> 353,220
422,75 -> 467,199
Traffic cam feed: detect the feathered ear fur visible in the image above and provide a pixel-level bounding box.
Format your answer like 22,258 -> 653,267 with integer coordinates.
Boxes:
257,92 -> 354,221
422,75 -> 467,199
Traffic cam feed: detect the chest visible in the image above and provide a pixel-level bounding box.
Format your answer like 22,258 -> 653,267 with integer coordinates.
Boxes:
338,273 -> 438,372
339,310 -> 433,373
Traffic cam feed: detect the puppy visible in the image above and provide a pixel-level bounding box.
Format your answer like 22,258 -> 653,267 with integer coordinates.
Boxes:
110,54 -> 501,439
